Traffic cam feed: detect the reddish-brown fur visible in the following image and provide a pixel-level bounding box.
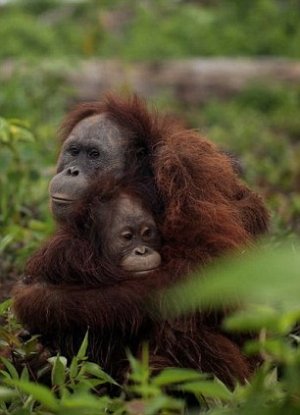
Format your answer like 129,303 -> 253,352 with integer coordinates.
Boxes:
13,95 -> 269,388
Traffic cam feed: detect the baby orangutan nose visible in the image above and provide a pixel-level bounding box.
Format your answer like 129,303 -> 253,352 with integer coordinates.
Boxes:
134,246 -> 148,255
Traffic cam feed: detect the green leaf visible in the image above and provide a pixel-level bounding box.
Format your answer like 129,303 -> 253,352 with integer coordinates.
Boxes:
20,367 -> 30,382
61,394 -> 110,410
50,355 -> 66,386
48,355 -> 67,368
0,234 -> 15,252
224,305 -> 279,332
145,395 -> 183,415
153,368 -> 206,386
0,118 -> 9,143
9,125 -> 34,143
6,380 -> 59,412
0,299 -> 12,314
8,118 -> 30,128
164,242 -> 300,315
225,306 -> 300,335
177,379 -> 232,401
76,331 -> 89,360
129,384 -> 161,398
128,345 -> 150,385
0,387 -> 18,402
83,362 -> 119,386
0,357 -> 19,380
69,357 -> 79,380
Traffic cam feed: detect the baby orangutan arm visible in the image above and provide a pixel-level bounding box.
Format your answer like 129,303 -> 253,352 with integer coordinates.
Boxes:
12,275 -> 165,336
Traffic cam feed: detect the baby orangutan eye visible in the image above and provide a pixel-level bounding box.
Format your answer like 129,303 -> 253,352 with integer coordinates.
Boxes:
142,227 -> 152,239
121,231 -> 133,241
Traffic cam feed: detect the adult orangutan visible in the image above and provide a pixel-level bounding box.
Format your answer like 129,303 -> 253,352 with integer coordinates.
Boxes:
13,95 -> 269,387
48,94 -> 268,236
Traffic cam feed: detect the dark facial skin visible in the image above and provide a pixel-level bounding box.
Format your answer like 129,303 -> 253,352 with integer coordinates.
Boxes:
99,194 -> 161,274
49,114 -> 130,221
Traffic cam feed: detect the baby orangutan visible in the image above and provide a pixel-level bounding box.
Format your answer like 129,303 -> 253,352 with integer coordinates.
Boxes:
95,191 -> 161,275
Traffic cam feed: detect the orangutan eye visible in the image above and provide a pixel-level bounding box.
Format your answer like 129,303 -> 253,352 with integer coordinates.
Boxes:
142,227 -> 152,239
89,149 -> 100,159
121,231 -> 133,241
68,145 -> 80,156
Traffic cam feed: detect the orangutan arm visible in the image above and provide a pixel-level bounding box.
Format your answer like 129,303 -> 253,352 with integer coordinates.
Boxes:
12,280 -> 155,335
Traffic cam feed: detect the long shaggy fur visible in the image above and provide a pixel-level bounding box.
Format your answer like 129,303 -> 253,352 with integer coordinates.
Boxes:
13,95 -> 269,388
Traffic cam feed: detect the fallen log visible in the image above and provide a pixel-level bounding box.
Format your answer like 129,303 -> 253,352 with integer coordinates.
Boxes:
1,58 -> 300,104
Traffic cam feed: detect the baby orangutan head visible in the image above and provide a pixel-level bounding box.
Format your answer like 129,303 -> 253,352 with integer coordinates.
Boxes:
93,192 -> 161,275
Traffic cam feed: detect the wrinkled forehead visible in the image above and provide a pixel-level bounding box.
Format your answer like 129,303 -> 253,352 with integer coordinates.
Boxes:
102,194 -> 156,227
116,194 -> 149,217
66,114 -> 127,146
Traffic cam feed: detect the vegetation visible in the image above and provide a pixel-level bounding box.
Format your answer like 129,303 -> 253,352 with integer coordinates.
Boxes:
1,0 -> 300,60
1,0 -> 300,413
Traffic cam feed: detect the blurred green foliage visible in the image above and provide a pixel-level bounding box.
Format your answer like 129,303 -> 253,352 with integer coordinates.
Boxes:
0,66 -> 70,278
1,0 -> 300,60
0,115 -> 52,276
1,0 -> 300,413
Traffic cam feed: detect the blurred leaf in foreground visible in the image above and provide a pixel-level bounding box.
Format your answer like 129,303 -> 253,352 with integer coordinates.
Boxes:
163,241 -> 300,316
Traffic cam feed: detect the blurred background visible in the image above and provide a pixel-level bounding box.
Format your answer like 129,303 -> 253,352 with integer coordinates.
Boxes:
1,0 -> 300,293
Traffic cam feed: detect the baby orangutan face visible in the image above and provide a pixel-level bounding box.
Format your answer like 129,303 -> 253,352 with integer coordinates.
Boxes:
97,193 -> 161,275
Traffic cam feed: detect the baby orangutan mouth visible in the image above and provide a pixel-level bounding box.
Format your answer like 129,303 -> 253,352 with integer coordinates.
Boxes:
121,250 -> 161,275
